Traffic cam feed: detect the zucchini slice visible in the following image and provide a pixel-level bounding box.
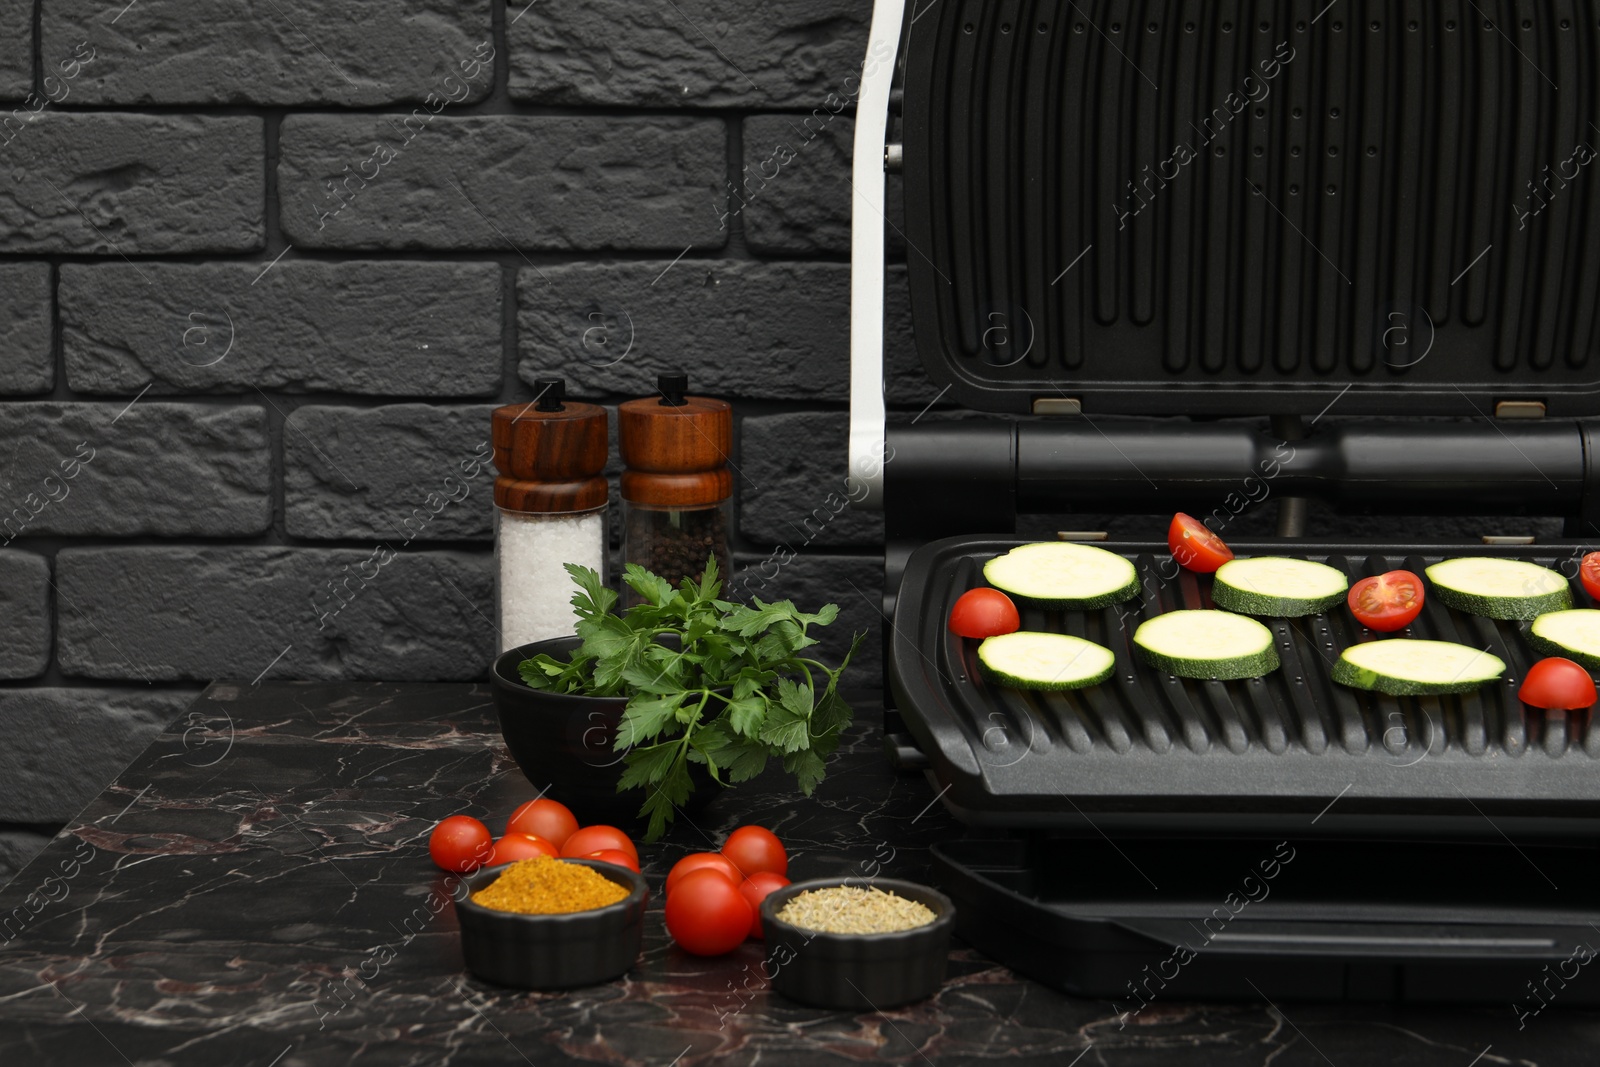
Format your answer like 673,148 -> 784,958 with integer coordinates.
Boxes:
1133,610 -> 1280,680
1424,557 -> 1572,620
976,631 -> 1116,691
1331,638 -> 1505,696
1529,609 -> 1600,671
982,542 -> 1140,610
1211,557 -> 1349,617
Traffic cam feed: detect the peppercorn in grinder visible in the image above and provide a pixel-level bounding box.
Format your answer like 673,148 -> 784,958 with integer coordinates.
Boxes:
618,372 -> 733,605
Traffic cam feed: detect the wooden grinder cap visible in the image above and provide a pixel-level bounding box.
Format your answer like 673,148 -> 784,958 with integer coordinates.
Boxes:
618,371 -> 731,508
491,378 -> 608,513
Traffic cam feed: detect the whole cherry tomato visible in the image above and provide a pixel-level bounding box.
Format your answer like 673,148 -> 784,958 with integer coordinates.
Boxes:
720,825 -> 787,883
560,825 -> 638,864
1519,658 -> 1598,711
1348,570 -> 1425,632
948,588 -> 1021,639
1168,513 -> 1233,573
485,833 -> 559,865
428,815 -> 492,873
585,849 -> 640,873
739,872 -> 791,939
666,868 -> 755,955
666,852 -> 743,895
505,798 -> 579,850
721,825 -> 788,878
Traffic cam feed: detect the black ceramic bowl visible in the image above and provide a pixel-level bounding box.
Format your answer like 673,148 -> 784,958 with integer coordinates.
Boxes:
759,877 -> 956,1010
453,859 -> 649,989
491,636 -> 713,823
492,637 -> 633,818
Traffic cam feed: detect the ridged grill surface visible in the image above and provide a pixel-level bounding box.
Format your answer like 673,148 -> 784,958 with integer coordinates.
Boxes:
900,1 -> 1600,415
966,552 -> 1582,760
890,540 -> 1600,824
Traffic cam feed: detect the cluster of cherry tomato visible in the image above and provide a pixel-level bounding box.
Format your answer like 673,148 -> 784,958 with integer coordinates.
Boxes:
427,804 -> 796,956
947,514 -> 1600,712
664,826 -> 791,956
427,798 -> 639,875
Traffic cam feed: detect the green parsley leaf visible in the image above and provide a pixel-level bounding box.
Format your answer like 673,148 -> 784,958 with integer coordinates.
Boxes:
783,747 -> 827,796
623,564 -> 676,607
636,756 -> 694,840
516,563 -> 857,840
617,742 -> 680,791
719,738 -> 771,782
725,694 -> 767,738
759,681 -> 812,754
616,692 -> 683,748
565,563 -> 618,619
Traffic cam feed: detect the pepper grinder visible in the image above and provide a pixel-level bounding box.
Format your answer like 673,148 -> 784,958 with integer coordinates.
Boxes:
618,371 -> 732,603
491,378 -> 608,651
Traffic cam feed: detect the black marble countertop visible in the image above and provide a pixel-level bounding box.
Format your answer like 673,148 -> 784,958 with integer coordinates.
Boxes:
1,682 -> 1597,1066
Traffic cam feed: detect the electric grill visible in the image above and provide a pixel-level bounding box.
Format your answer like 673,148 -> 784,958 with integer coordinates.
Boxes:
849,0 -> 1600,1003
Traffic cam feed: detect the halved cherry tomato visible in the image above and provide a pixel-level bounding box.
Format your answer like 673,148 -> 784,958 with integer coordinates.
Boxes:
585,848 -> 640,873
665,868 -> 754,955
1348,570 -> 1425,632
429,815 -> 493,873
666,852 -> 743,895
560,825 -> 638,863
721,825 -> 788,879
486,833 -> 559,865
1168,513 -> 1233,573
1580,552 -> 1600,601
948,588 -> 1021,639
1519,657 -> 1598,710
505,798 -> 579,849
739,872 -> 791,939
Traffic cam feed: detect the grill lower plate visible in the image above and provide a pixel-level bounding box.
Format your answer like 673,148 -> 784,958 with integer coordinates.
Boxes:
891,537 -> 1600,836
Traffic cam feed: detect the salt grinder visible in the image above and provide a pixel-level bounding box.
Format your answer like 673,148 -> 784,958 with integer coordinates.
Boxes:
491,379 -> 608,651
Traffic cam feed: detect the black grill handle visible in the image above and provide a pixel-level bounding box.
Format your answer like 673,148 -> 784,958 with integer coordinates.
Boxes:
1007,419 -> 1589,518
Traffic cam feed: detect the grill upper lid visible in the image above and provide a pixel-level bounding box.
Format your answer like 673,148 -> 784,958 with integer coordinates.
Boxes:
900,2 -> 1600,417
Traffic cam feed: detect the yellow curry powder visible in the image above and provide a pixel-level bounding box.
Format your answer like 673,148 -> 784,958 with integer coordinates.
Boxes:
471,855 -> 629,915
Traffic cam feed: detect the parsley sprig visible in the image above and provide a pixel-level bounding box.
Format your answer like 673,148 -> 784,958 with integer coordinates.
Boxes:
517,557 -> 863,840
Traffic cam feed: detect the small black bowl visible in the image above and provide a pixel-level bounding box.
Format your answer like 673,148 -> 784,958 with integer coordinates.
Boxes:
491,636 -> 714,823
453,859 -> 649,989
759,877 -> 956,1010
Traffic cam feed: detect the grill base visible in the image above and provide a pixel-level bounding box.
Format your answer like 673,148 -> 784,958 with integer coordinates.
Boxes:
933,837 -> 1600,1004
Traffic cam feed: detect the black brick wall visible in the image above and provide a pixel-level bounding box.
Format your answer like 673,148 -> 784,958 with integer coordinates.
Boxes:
0,0 -> 923,882
1,3 -> 1552,887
